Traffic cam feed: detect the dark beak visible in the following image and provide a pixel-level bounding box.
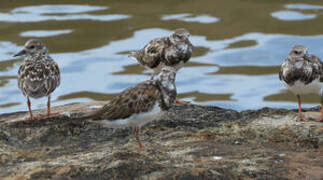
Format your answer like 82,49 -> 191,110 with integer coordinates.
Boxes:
14,49 -> 26,57
303,53 -> 312,61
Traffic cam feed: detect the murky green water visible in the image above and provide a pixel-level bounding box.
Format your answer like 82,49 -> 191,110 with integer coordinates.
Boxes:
1,0 -> 323,113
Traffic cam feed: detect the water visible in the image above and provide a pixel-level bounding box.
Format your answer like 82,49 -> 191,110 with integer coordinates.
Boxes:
1,0 -> 323,113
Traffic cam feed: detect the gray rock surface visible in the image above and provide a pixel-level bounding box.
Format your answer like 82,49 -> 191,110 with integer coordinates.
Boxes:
0,101 -> 322,180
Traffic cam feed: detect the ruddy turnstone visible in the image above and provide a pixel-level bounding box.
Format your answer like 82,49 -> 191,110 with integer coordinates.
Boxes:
15,39 -> 60,120
129,28 -> 193,78
130,28 -> 192,105
89,67 -> 177,149
279,45 -> 323,122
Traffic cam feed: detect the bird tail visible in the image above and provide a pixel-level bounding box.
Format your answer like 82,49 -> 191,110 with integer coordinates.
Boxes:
75,108 -> 102,120
74,106 -> 128,129
128,51 -> 139,61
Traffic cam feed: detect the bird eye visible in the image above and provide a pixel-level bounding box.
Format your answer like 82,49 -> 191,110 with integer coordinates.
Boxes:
29,45 -> 35,49
294,50 -> 300,54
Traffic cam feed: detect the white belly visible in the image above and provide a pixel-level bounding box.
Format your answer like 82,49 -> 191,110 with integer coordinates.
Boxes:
101,103 -> 162,128
285,79 -> 323,95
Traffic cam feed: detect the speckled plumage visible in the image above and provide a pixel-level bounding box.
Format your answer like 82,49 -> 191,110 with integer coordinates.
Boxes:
130,28 -> 193,75
279,45 -> 323,122
93,67 -> 176,122
18,56 -> 60,98
279,45 -> 323,87
16,39 -> 60,119
90,67 -> 177,148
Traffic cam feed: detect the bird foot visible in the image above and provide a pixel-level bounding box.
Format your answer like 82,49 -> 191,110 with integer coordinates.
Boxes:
176,100 -> 190,106
309,117 -> 323,122
26,115 -> 42,121
35,112 -> 60,119
296,117 -> 307,122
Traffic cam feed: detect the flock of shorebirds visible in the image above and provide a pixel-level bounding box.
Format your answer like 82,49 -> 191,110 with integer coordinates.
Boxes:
14,28 -> 323,148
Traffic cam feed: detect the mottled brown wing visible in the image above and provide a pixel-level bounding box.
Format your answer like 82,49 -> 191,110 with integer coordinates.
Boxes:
138,37 -> 169,69
279,58 -> 293,84
17,58 -> 60,97
311,55 -> 323,82
183,41 -> 193,63
281,55 -> 323,85
279,60 -> 285,81
95,81 -> 160,120
17,62 -> 27,94
17,60 -> 46,96
278,69 -> 283,81
44,59 -> 60,95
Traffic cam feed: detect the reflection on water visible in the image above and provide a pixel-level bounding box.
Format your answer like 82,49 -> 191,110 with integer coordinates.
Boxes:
162,13 -> 219,23
1,1 -> 323,113
285,4 -> 323,10
209,66 -> 280,76
271,3 -> 323,21
0,4 -> 130,22
271,11 -> 316,21
0,13 -> 130,22
12,5 -> 108,14
20,30 -> 73,37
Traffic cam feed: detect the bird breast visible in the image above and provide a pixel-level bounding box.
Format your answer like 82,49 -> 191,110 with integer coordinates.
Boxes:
177,43 -> 189,52
281,60 -> 323,95
282,60 -> 313,82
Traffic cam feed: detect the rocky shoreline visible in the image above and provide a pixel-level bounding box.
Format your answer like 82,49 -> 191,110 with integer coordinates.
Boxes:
0,102 -> 322,180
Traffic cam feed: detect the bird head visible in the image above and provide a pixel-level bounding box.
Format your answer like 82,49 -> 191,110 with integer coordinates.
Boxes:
157,67 -> 177,108
14,39 -> 48,58
288,45 -> 311,61
170,28 -> 190,43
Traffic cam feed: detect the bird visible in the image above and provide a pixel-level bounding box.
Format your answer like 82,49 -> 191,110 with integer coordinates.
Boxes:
129,28 -> 192,105
129,28 -> 193,78
279,45 -> 323,122
84,67 -> 177,149
14,39 -> 60,120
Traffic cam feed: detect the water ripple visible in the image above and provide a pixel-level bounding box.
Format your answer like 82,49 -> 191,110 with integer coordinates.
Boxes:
20,30 -> 73,37
0,13 -> 131,22
162,13 -> 219,23
0,41 -> 21,62
285,3 -> 323,10
0,4 -> 130,22
271,10 -> 316,21
12,4 -> 108,14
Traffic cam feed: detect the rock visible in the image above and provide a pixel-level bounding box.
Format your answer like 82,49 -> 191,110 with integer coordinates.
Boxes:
0,102 -> 322,180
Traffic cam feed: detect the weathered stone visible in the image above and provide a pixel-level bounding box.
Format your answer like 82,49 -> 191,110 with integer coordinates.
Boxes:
0,102 -> 322,180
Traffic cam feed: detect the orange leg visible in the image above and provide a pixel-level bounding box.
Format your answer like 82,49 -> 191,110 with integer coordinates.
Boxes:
34,95 -> 59,119
296,95 -> 306,121
39,95 -> 59,118
27,97 -> 33,120
133,127 -> 143,149
47,95 -> 50,117
309,97 -> 323,122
